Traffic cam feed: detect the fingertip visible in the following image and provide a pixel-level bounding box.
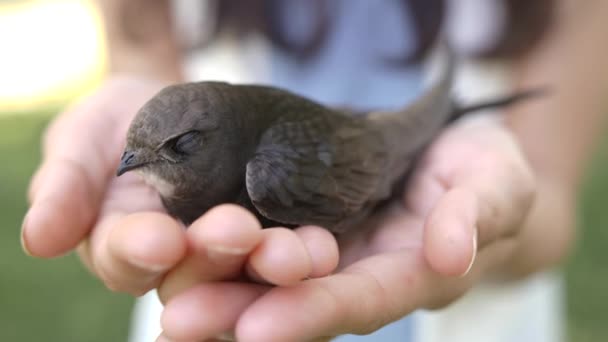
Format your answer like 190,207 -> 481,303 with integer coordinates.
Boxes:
91,212 -> 187,296
424,188 -> 477,277
294,226 -> 339,278
159,206 -> 261,303
249,228 -> 312,286
160,295 -> 203,341
190,204 -> 262,257
110,212 -> 187,272
22,160 -> 102,258
22,200 -> 92,258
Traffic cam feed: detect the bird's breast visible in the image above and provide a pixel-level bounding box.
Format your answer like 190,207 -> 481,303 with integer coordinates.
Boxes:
136,170 -> 176,198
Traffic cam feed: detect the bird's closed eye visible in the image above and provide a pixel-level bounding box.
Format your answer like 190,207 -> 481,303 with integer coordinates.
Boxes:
168,131 -> 202,156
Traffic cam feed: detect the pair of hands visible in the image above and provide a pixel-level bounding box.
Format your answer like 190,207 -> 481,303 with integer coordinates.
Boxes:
22,75 -> 535,342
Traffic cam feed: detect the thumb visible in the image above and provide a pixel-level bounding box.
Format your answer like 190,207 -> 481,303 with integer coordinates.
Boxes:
423,164 -> 535,277
22,77 -> 160,257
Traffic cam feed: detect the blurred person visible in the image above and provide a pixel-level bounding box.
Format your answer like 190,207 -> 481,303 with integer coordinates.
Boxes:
20,0 -> 608,341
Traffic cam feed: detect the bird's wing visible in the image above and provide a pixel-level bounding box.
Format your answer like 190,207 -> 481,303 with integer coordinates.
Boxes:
245,113 -> 388,230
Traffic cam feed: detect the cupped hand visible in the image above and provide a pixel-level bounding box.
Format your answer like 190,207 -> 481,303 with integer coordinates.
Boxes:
157,114 -> 537,342
22,75 -> 187,294
23,82 -> 537,342
22,75 -> 340,298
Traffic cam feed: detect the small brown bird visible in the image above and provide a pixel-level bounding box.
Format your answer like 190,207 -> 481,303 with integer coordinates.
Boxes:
116,53 -> 542,233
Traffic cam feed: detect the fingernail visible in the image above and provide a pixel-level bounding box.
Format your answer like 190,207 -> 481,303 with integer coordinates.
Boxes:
21,210 -> 33,257
460,229 -> 477,277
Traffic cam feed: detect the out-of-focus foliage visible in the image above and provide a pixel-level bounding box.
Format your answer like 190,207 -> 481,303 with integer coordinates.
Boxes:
567,130 -> 608,342
0,113 -> 134,342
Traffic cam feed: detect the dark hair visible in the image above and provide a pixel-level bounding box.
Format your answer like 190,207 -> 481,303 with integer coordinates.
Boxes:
199,0 -> 555,62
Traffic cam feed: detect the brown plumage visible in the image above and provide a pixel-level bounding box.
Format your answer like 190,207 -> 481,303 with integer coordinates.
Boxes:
117,52 -> 543,233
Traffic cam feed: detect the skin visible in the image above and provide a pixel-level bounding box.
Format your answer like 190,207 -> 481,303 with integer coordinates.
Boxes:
21,0 -> 608,341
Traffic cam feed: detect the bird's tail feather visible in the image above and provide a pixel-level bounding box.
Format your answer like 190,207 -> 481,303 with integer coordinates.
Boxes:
448,87 -> 550,123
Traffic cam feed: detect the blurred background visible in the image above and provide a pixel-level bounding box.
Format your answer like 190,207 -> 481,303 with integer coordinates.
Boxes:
0,1 -> 606,341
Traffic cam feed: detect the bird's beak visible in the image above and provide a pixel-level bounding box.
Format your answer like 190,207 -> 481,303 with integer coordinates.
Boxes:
116,150 -> 148,176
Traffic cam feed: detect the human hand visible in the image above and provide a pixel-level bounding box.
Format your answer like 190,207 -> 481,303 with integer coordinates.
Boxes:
156,114 -> 537,342
22,75 -> 190,293
21,74 -> 341,300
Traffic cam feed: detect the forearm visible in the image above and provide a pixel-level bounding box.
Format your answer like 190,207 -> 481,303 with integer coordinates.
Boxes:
96,0 -> 183,82
502,1 -> 608,277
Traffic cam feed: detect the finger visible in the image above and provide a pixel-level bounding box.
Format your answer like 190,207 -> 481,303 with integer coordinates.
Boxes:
235,251 -> 469,341
423,188 -> 477,277
91,212 -> 186,295
293,226 -> 339,278
404,167 -> 447,217
430,122 -> 537,248
422,129 -> 535,276
245,226 -> 339,285
161,282 -> 269,342
23,77 -> 164,258
22,105 -> 126,257
424,159 -> 534,278
246,227 -> 313,286
464,167 -> 535,248
442,154 -> 536,249
192,204 -> 263,261
22,158 -> 105,257
158,205 -> 262,303
235,237 -> 520,341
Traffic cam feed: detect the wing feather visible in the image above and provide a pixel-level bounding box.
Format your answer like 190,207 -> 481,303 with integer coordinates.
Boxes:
245,113 -> 388,230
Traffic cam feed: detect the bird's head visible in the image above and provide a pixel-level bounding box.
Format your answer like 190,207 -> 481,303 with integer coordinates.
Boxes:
116,82 -> 249,199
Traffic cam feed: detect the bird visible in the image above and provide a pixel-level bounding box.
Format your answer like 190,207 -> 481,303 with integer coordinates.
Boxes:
116,51 -> 543,234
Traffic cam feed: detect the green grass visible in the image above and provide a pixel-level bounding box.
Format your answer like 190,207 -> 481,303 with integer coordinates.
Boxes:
0,111 -> 606,341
